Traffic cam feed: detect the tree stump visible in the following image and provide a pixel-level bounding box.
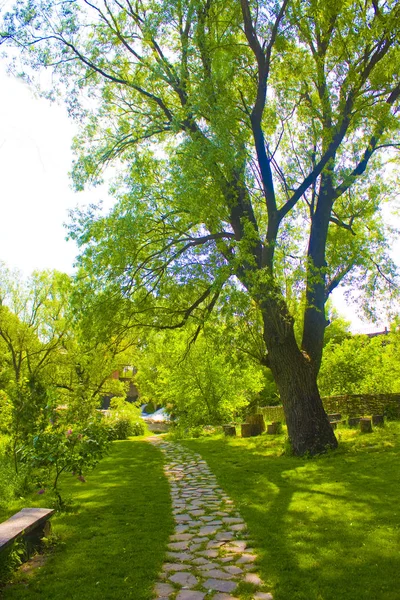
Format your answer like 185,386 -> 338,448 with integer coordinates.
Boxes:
348,417 -> 361,428
372,414 -> 384,427
223,425 -> 236,437
241,423 -> 253,438
241,423 -> 262,437
360,418 -> 372,433
251,423 -> 263,436
267,421 -> 282,435
248,414 -> 266,433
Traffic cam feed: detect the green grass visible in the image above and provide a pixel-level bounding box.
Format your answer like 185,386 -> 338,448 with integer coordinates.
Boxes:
2,425 -> 400,600
1,438 -> 173,600
182,423 -> 400,600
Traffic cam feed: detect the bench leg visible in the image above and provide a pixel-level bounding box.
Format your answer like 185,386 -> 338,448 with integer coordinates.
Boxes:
24,521 -> 52,558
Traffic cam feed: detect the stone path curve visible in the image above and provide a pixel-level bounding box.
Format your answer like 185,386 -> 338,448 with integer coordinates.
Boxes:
148,437 -> 273,600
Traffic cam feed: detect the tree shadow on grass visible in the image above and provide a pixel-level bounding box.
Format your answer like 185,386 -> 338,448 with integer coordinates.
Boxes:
185,437 -> 400,600
2,440 -> 174,600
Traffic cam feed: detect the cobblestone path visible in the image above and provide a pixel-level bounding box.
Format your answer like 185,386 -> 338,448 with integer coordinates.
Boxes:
148,437 -> 273,600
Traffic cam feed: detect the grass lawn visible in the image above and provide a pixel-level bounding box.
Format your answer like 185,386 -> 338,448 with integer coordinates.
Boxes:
1,437 -> 173,600
183,423 -> 400,600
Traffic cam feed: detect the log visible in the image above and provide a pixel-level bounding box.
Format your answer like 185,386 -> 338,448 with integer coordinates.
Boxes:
348,417 -> 361,428
360,418 -> 372,433
372,414 -> 384,427
330,422 -> 337,430
223,425 -> 236,437
267,421 -> 282,435
248,414 -> 266,433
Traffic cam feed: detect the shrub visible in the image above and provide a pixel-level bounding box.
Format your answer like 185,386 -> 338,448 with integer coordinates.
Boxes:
384,404 -> 400,421
107,398 -> 146,438
107,417 -> 145,439
0,438 -> 32,508
168,424 -> 217,440
131,420 -> 145,436
143,401 -> 156,414
19,417 -> 111,508
110,417 -> 132,440
0,391 -> 12,434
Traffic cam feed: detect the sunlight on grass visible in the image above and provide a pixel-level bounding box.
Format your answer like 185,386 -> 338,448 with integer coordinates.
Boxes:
183,423 -> 400,600
1,438 -> 173,600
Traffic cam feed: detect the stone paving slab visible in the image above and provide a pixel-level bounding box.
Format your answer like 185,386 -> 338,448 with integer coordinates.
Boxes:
148,437 -> 274,600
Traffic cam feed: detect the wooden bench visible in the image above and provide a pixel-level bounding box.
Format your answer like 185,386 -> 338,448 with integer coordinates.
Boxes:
0,508 -> 54,557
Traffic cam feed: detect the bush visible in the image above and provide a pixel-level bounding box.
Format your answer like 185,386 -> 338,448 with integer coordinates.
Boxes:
131,420 -> 145,436
0,438 -> 32,508
107,417 -> 145,439
384,404 -> 400,421
106,398 -> 146,438
168,424 -> 218,440
0,391 -> 12,434
19,417 -> 111,508
143,401 -> 156,414
111,417 -> 133,440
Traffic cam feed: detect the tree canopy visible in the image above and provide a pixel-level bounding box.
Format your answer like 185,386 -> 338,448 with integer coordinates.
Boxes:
0,264 -> 137,472
2,0 -> 400,454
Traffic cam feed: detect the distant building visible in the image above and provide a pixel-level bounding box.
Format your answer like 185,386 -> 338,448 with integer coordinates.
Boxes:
101,367 -> 139,410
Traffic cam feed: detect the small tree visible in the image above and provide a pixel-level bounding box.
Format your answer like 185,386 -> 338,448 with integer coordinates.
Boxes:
22,417 -> 110,508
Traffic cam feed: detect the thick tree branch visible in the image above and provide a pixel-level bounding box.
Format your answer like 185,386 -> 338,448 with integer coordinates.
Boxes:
333,84 -> 400,201
325,265 -> 353,299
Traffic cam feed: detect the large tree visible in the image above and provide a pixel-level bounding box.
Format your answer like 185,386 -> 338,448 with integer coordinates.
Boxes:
2,0 -> 400,454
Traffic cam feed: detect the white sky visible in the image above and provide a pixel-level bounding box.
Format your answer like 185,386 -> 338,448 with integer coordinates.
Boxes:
0,66 -> 111,276
0,64 -> 394,332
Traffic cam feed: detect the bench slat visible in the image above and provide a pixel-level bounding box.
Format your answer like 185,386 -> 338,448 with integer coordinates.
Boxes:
0,508 -> 54,551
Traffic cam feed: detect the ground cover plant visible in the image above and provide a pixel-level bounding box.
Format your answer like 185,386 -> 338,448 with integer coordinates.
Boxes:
183,424 -> 400,600
0,438 -> 173,599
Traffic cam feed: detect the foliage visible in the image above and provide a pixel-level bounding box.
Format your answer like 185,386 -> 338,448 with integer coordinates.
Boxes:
135,324 -> 266,428
107,417 -> 133,440
0,439 -> 31,511
106,398 -> 145,439
318,328 -> 400,396
0,266 -> 73,461
142,402 -> 156,415
19,417 -> 111,508
168,424 -> 219,440
0,262 -> 139,484
0,539 -> 26,588
0,390 -> 12,433
2,0 -> 400,453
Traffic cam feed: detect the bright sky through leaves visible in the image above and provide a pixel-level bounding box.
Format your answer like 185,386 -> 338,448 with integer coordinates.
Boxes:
0,64 -> 393,332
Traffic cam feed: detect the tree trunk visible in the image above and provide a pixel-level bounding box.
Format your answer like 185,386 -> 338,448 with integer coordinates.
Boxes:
262,310 -> 337,456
